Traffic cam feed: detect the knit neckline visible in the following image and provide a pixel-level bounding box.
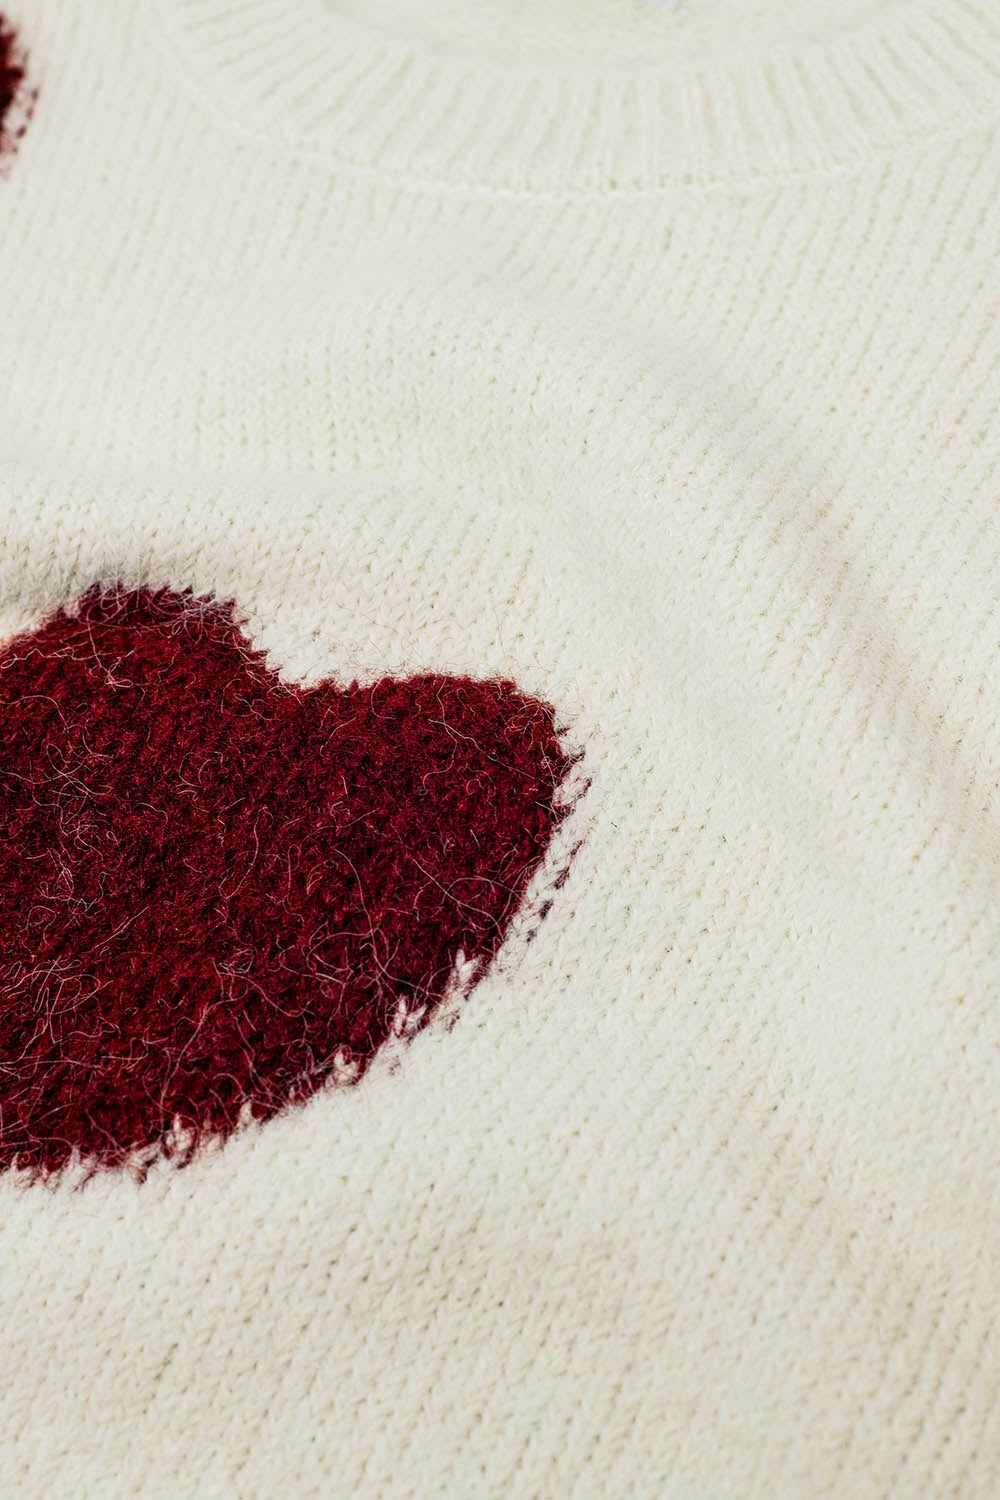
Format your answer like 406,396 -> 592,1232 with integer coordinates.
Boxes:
159,0 -> 1000,194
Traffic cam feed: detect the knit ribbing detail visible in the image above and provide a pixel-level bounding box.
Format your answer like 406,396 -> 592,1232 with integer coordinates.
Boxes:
157,0 -> 1000,193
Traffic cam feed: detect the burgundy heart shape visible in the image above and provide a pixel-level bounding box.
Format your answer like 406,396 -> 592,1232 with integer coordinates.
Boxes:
0,16 -> 31,163
0,585 -> 577,1176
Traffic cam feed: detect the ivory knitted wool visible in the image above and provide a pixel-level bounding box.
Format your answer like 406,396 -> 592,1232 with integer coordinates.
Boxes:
1,1 -> 999,1496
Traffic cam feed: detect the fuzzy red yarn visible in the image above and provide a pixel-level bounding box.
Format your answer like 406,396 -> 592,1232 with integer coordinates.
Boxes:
0,16 -> 29,158
0,585 -> 577,1176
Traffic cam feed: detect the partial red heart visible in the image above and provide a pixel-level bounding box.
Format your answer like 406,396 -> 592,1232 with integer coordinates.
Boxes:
0,16 -> 31,162
0,585 -> 577,1176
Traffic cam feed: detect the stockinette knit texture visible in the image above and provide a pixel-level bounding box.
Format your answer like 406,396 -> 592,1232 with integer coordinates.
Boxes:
1,1 -> 1000,1497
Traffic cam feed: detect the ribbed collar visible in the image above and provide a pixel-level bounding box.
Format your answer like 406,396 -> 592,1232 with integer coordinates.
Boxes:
157,0 -> 1000,194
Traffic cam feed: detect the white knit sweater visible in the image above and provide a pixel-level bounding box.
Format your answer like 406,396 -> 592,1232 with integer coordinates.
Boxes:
2,2 -> 1000,1496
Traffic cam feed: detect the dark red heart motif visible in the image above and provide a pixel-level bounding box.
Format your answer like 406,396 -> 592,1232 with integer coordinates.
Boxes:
0,16 -> 31,162
0,585 -> 578,1176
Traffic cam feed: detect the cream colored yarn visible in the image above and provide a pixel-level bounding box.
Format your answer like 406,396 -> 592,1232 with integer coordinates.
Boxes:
1,1 -> 999,1495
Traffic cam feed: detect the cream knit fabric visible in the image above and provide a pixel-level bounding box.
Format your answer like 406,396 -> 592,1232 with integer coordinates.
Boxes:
2,1 -> 1000,1495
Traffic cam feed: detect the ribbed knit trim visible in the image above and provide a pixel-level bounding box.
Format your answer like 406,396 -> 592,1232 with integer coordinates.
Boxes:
159,0 -> 1000,192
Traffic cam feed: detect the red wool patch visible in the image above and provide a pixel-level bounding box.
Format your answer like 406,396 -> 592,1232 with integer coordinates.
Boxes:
0,586 -> 578,1177
0,16 -> 31,160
